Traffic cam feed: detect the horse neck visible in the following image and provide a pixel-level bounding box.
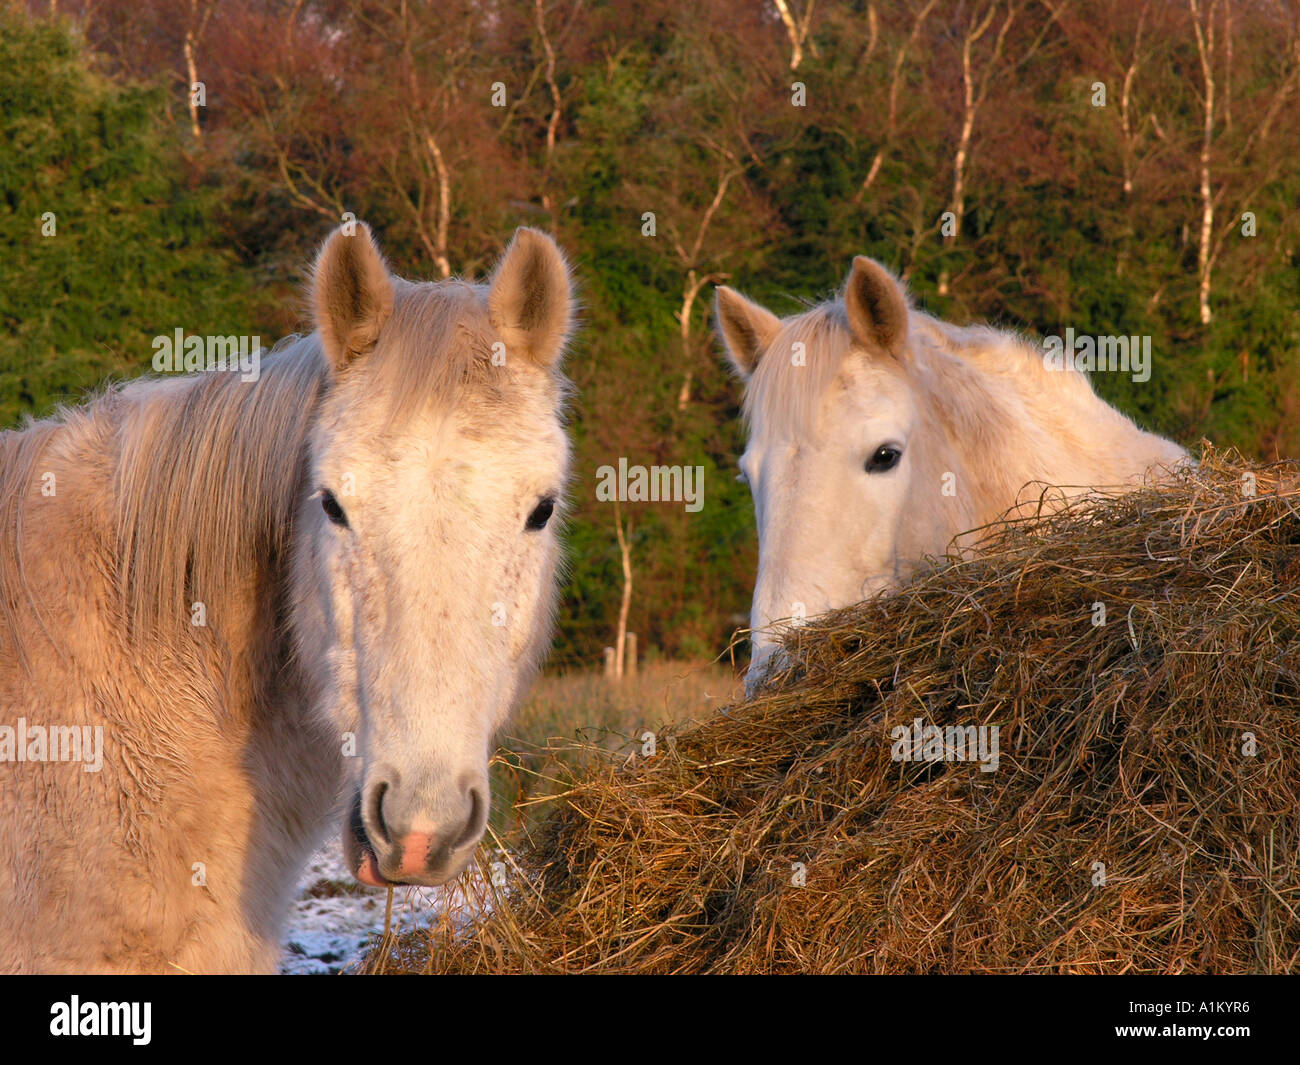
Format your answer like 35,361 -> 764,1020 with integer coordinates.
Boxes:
917,332 -> 1178,533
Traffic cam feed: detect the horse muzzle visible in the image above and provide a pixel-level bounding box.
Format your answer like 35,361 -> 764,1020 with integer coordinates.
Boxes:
342,774 -> 488,888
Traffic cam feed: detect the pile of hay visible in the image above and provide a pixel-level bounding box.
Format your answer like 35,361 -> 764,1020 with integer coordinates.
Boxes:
373,450 -> 1300,974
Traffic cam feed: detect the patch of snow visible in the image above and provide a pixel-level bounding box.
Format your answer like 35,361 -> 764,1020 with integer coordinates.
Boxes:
279,836 -> 450,975
279,836 -> 498,975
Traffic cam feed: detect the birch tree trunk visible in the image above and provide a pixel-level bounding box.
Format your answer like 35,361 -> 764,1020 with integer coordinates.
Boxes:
947,2 -> 1019,244
392,0 -> 454,279
674,168 -> 738,409
183,0 -> 213,144
535,0 -> 563,220
1118,1 -> 1149,199
773,0 -> 818,70
855,0 -> 938,203
613,501 -> 632,681
1189,0 -> 1219,325
422,131 -> 453,279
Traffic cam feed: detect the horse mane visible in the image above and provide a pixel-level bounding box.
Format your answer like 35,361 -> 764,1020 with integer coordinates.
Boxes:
0,418 -> 64,671
370,279 -> 507,426
0,336 -> 330,663
742,295 -> 1099,445
742,302 -> 853,441
0,276 -> 512,661
113,336 -> 326,640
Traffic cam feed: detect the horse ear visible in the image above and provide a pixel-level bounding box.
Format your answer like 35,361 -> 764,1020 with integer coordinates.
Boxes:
845,256 -> 908,359
488,227 -> 573,368
312,222 -> 395,375
715,286 -> 781,379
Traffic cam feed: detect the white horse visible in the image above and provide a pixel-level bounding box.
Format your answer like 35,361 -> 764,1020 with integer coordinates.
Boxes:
715,256 -> 1187,694
0,223 -> 575,972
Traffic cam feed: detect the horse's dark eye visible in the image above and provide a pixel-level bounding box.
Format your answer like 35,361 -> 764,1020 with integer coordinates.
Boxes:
866,446 -> 902,473
526,496 -> 555,531
321,490 -> 348,527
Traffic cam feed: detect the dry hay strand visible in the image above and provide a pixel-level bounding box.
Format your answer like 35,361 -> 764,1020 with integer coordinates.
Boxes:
369,448 -> 1300,974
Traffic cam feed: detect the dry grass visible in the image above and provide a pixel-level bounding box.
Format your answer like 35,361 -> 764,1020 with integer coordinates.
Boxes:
368,449 -> 1300,974
507,659 -> 741,748
486,660 -> 742,838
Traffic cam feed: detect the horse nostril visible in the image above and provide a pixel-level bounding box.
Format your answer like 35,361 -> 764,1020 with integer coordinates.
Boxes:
453,786 -> 486,851
367,780 -> 392,847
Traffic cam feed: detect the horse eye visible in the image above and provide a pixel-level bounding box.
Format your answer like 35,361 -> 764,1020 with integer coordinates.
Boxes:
525,496 -> 555,531
320,490 -> 349,527
866,446 -> 901,474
